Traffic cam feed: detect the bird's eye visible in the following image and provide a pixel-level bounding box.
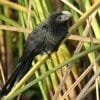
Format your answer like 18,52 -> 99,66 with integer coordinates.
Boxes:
42,25 -> 48,30
56,15 -> 64,23
42,25 -> 48,32
58,16 -> 62,20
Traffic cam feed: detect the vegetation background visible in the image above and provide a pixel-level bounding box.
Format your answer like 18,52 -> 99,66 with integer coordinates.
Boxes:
0,0 -> 100,100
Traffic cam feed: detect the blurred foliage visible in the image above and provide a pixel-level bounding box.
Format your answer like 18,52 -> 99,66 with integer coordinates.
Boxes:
0,0 -> 100,100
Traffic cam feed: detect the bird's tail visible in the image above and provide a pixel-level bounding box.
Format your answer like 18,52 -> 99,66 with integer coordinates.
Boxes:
0,56 -> 33,97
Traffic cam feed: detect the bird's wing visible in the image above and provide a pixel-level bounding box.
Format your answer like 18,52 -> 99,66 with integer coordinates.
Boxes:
20,28 -> 46,62
0,26 -> 46,97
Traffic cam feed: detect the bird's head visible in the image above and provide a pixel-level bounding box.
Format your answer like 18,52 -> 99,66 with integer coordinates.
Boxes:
47,11 -> 72,34
48,11 -> 72,25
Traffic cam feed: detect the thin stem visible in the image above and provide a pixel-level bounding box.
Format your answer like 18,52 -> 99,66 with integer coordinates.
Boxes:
4,45 -> 100,100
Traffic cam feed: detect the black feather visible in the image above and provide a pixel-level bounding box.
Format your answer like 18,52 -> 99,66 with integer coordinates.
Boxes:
0,11 -> 72,97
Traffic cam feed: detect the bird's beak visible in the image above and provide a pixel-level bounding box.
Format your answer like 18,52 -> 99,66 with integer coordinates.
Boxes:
61,11 -> 72,21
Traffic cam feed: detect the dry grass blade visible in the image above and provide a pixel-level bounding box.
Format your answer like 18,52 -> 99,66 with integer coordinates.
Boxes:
76,69 -> 100,100
68,35 -> 100,44
68,0 -> 100,35
52,67 -> 71,100
74,17 -> 92,53
0,25 -> 31,33
61,65 -> 92,100
0,0 -> 35,16
1,25 -> 100,44
82,82 -> 100,99
0,61 -> 6,84
60,0 -> 83,15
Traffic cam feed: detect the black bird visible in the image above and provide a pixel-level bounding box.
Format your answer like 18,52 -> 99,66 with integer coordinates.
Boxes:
0,11 -> 72,97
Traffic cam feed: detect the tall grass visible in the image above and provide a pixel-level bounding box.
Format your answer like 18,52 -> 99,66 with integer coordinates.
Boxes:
0,0 -> 100,100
